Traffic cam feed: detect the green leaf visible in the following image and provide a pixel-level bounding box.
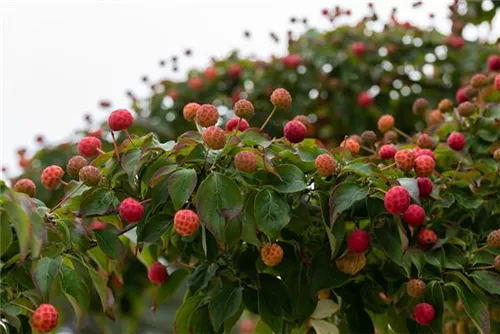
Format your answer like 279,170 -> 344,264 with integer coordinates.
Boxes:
121,148 -> 141,189
259,273 -> 292,316
157,268 -> 190,304
0,215 -> 12,256
94,229 -> 124,259
189,306 -> 215,334
60,264 -> 90,322
398,178 -> 420,203
187,263 -> 219,293
240,128 -> 272,148
195,173 -> 243,242
209,286 -> 243,331
241,192 -> 260,246
167,169 -> 197,210
387,306 -> 408,334
258,292 -> 283,333
174,294 -> 204,334
79,188 -> 116,217
32,256 -> 62,301
87,266 -> 113,314
254,189 -> 290,239
137,214 -> 173,243
346,303 -> 374,334
329,182 -> 368,226
470,271 -> 500,295
2,198 -> 32,260
149,164 -> 178,187
424,281 -> 444,333
269,164 -> 307,193
374,217 -> 403,265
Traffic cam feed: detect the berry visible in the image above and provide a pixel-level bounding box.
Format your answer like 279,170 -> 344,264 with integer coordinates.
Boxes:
228,63 -> 242,78
457,101 -> 476,117
487,54 -> 500,71
168,88 -> 180,101
415,149 -> 435,161
351,42 -> 366,57
79,166 -> 102,186
418,229 -> 438,246
350,134 -> 361,144
226,117 -> 249,132
494,148 -> 500,161
196,104 -> 219,127
202,126 -> 226,149
412,98 -> 428,115
384,130 -> 398,143
413,303 -> 435,326
14,178 -> 36,197
495,73 -> 500,90
336,252 -> 366,275
204,66 -> 218,80
261,243 -> 284,267
183,103 -> 200,121
347,229 -> 370,253
148,261 -> 168,285
403,204 -> 425,227
284,120 -> 307,143
417,177 -> 433,197
428,109 -> 444,126
357,91 -> 374,108
470,73 -> 488,89
414,155 -> 435,177
315,153 -> 336,177
41,165 -> 65,190
234,99 -> 255,120
293,115 -> 311,128
446,34 -> 464,49
67,155 -> 88,179
78,136 -> 102,158
417,134 -> 433,149
438,98 -> 453,113
407,279 -> 426,297
377,115 -> 395,133
91,220 -> 106,230
340,138 -> 360,156
384,186 -> 410,214
282,54 -> 301,69
487,229 -> 500,248
379,144 -> 397,160
361,130 -> 377,146
494,255 -> 500,271
270,88 -> 292,109
174,209 -> 199,236
32,303 -> 58,333
395,149 -> 415,172
119,198 -> 144,223
234,151 -> 257,173
447,132 -> 466,151
188,76 -> 203,90
456,87 -> 469,103
108,109 -> 134,131
317,289 -> 331,300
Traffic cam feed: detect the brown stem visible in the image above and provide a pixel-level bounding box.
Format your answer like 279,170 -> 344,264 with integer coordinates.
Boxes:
393,127 -> 415,143
260,106 -> 277,131
381,162 -> 397,171
125,129 -> 137,148
110,132 -> 121,163
49,183 -> 84,213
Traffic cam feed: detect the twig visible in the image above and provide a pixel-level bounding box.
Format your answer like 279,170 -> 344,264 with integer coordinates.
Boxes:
49,183 -> 84,213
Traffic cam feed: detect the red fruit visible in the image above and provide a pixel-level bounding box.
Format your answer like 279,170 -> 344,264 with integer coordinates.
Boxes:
261,243 -> 284,267
284,120 -> 307,143
413,303 -> 435,326
415,149 -> 435,161
78,136 -> 102,158
270,88 -> 292,109
183,103 -> 200,122
79,166 -> 102,186
407,279 -> 426,298
91,220 -> 106,230
188,76 -> 203,90
41,165 -> 65,190
456,87 -> 469,103
395,149 -> 415,172
282,54 -> 301,69
487,55 -> 500,71
438,98 -> 453,113
240,319 -> 255,334
414,155 -> 435,177
494,255 -> 500,271
418,229 -> 438,246
108,109 -> 134,131
487,229 -> 500,248
226,117 -> 249,132
148,261 -> 168,285
14,178 -> 36,197
384,186 -> 410,214
168,88 -> 180,101
67,156 -> 87,179
446,34 -> 464,49
403,204 -> 425,227
204,66 -> 218,80
234,151 -> 257,173
119,198 -> 144,223
174,209 -> 199,236
315,153 -> 336,177
428,109 -> 444,126
351,42 -> 366,57
447,132 -> 465,151
417,177 -> 433,197
228,63 -> 242,78
417,134 -> 433,149
347,229 -> 370,253
340,138 -> 360,156
495,73 -> 500,90
321,8 -> 329,15
32,303 -> 58,333
379,144 -> 397,160
202,126 -> 226,149
233,99 -> 255,119
377,115 -> 395,133
196,104 -> 219,127
357,91 -> 374,108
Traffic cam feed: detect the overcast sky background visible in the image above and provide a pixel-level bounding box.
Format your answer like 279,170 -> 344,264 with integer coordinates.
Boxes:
1,0 -> 499,177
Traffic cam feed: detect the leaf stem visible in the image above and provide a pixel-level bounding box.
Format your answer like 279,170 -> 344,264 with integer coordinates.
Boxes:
393,127 -> 415,143
110,132 -> 121,163
49,183 -> 84,213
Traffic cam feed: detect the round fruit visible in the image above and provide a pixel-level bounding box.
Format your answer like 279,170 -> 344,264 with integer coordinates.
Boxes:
174,209 -> 199,236
79,166 -> 102,186
384,186 -> 410,214
14,178 -> 36,197
487,54 -> 500,71
379,144 -> 397,160
67,156 -> 88,179
41,165 -> 65,190
494,255 -> 500,271
428,109 -> 444,125
407,279 -> 426,297
196,104 -> 219,127
234,151 -> 258,173
91,221 -> 106,230
377,115 -> 395,133
234,99 -> 255,119
317,289 -> 331,300
347,229 -> 370,253
270,88 -> 292,109
457,101 -> 476,117
261,243 -> 284,267
119,198 -> 144,223
417,134 -> 433,149
284,120 -> 307,143
315,153 -> 336,177
417,177 -> 433,197
414,155 -> 435,177
357,91 -> 374,108
361,130 -> 377,146
487,229 -> 500,248
403,204 -> 425,227
351,41 -> 366,57
108,109 -> 134,131
415,149 -> 435,161
413,303 -> 435,326
226,117 -> 249,132
183,102 -> 200,121
438,98 -> 453,113
447,132 -> 466,151
336,252 -> 366,275
412,98 -> 428,115
203,126 -> 226,149
78,136 -> 102,158
340,138 -> 360,156
148,261 -> 168,285
384,130 -> 398,143
418,229 -> 438,246
32,303 -> 58,333
395,149 -> 415,172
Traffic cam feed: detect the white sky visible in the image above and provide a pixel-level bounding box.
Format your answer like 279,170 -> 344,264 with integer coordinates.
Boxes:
1,0 -> 497,177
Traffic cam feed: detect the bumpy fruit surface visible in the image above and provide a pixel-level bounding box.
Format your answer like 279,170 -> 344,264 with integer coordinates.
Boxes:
415,148 -> 435,161
417,133 -> 433,149
414,155 -> 435,177
270,88 -> 292,109
41,165 -> 65,190
471,73 -> 488,88
91,220 -> 106,230
203,126 -> 226,149
67,155 -> 88,179
340,138 -> 360,156
183,102 -> 200,121
79,166 -> 102,186
108,109 -> 134,131
336,252 -> 366,275
361,130 -> 377,146
384,186 -> 410,214
148,261 -> 168,285
377,115 -> 395,133
315,153 -> 336,177
494,255 -> 500,271
234,99 -> 255,119
284,120 -> 307,143
78,136 -> 102,158
293,115 -> 311,128
317,289 -> 331,300
447,132 -> 466,151
413,303 -> 435,326
403,204 -> 425,227
119,198 -> 144,223
261,243 -> 284,267
417,177 -> 433,197
234,151 -> 257,173
226,117 -> 249,132
384,130 -> 398,143
174,209 -> 199,236
412,98 -> 428,115
379,144 -> 396,160
428,109 -> 444,125
196,104 -> 219,127
457,101 -> 476,116
32,303 -> 58,333
347,229 -> 370,253
438,98 -> 453,112
487,229 -> 500,248
395,149 -> 415,172
14,178 -> 36,197
407,279 -> 426,297
418,229 -> 438,246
